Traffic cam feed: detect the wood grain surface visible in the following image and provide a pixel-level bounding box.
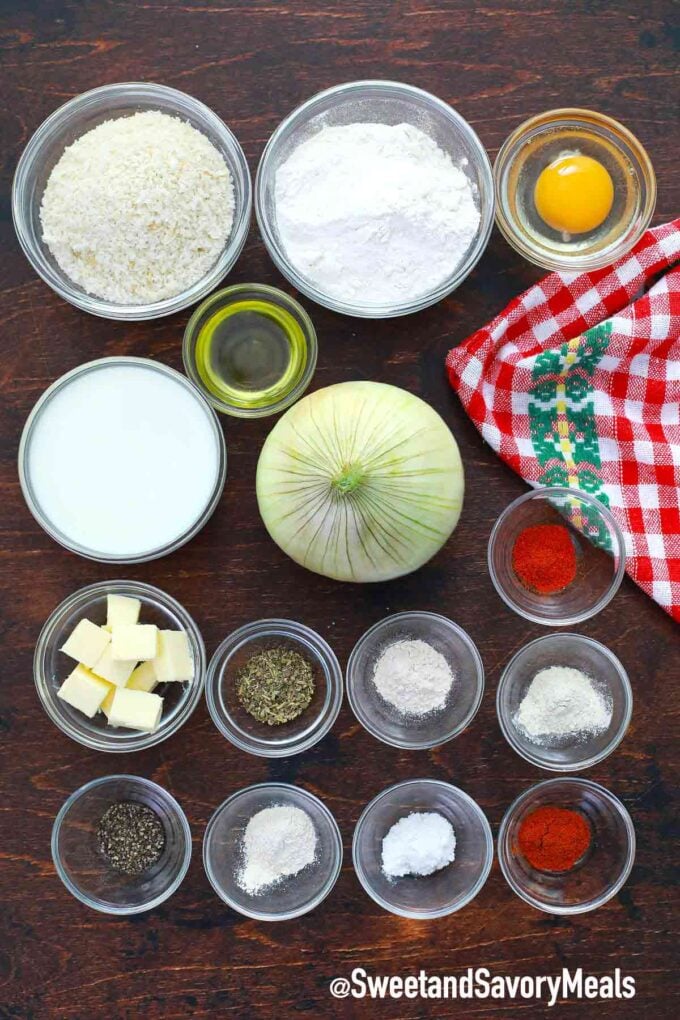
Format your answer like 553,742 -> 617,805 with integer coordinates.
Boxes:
1,1 -> 678,1017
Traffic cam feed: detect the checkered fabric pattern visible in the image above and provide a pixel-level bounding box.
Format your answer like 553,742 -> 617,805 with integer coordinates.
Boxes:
446,219 -> 680,622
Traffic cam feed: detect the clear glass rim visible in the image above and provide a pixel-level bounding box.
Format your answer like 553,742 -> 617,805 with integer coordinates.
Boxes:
352,778 -> 494,919
34,579 -> 206,752
205,619 -> 343,757
346,611 -> 485,749
12,81 -> 253,321
18,356 -> 227,563
487,486 -> 627,626
202,782 -> 343,920
255,79 -> 494,319
493,107 -> 656,272
182,283 -> 318,418
497,777 -> 636,915
496,632 -> 633,772
51,774 -> 193,915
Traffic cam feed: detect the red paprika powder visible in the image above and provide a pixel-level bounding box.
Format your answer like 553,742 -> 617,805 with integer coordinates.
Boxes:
512,523 -> 577,594
517,805 -> 591,872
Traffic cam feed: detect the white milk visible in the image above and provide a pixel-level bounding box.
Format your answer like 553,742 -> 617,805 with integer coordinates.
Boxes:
24,361 -> 222,558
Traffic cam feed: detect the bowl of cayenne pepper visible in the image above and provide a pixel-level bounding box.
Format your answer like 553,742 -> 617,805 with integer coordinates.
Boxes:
487,486 -> 626,626
497,778 -> 635,914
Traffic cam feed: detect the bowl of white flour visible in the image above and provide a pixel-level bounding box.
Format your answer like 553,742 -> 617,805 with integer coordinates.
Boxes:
256,80 -> 494,318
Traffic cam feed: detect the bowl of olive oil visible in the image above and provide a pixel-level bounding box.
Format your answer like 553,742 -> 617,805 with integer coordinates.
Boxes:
183,284 -> 317,418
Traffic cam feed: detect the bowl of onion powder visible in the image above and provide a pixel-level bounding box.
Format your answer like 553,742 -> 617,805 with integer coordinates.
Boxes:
13,82 -> 252,320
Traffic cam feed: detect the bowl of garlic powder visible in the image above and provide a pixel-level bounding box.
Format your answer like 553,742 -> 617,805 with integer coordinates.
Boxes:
13,82 -> 252,320
256,80 -> 494,318
496,633 -> 633,772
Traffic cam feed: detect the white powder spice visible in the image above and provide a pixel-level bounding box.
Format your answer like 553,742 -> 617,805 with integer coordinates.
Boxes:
382,812 -> 456,878
238,804 -> 317,895
513,665 -> 613,745
275,122 -> 480,306
40,110 -> 235,304
372,638 -> 454,716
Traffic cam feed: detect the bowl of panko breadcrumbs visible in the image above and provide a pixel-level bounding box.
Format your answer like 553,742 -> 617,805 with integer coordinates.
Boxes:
12,82 -> 252,320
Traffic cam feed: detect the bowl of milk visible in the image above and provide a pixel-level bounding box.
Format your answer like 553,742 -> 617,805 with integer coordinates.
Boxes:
19,357 -> 227,562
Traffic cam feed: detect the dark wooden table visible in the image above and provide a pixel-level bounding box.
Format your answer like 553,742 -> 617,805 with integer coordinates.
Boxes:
1,2 -> 678,1017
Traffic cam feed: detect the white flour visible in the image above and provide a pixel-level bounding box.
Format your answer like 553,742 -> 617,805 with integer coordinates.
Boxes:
382,812 -> 456,878
514,665 -> 613,745
372,638 -> 454,716
238,804 -> 317,895
274,122 -> 480,305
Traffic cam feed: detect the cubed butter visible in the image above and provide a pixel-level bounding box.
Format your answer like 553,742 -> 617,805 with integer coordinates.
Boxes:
106,594 -> 141,629
108,688 -> 163,732
57,665 -> 112,718
126,660 -> 158,694
91,644 -> 137,688
111,624 -> 158,662
100,685 -> 116,719
154,630 -> 194,683
60,618 -> 111,669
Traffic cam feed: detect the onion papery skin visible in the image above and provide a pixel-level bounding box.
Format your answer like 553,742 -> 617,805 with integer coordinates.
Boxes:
256,381 -> 464,583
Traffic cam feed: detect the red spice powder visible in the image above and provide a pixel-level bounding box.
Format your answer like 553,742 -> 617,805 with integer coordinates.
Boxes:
512,523 -> 577,594
517,805 -> 591,872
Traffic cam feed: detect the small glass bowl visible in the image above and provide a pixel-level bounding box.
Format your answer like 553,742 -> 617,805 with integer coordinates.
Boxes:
494,108 -> 655,271
35,580 -> 206,752
12,82 -> 252,320
183,283 -> 318,418
498,778 -> 635,914
52,775 -> 192,914
256,80 -> 494,318
346,612 -> 484,749
353,780 -> 493,919
497,633 -> 632,772
18,357 -> 227,563
205,619 -> 343,757
488,487 -> 626,626
203,783 -> 343,920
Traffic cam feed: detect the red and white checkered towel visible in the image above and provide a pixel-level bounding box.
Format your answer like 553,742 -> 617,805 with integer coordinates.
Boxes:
447,219 -> 680,622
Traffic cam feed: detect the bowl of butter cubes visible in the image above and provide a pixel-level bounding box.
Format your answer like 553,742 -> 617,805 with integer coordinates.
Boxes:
35,580 -> 206,751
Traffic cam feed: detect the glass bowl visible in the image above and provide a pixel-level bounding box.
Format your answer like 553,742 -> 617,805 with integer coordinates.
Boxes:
498,778 -> 635,914
203,783 -> 342,920
488,487 -> 626,626
497,633 -> 632,772
12,81 -> 252,320
205,619 -> 343,757
494,108 -> 655,271
183,283 -> 318,418
346,612 -> 484,749
256,80 -> 494,318
352,779 -> 493,919
52,775 -> 192,914
35,580 -> 206,752
18,357 -> 227,563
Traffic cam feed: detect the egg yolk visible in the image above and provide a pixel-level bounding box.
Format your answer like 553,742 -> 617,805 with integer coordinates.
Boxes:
534,154 -> 614,235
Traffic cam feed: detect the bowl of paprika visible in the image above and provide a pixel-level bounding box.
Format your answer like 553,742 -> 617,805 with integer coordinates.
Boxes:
498,778 -> 635,914
488,487 -> 626,626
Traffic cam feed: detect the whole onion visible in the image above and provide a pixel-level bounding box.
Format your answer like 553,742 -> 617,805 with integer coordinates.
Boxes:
256,381 -> 464,582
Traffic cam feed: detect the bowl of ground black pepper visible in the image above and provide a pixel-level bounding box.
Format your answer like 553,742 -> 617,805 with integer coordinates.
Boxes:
205,619 -> 343,757
51,775 -> 192,914
488,487 -> 626,626
497,778 -> 635,914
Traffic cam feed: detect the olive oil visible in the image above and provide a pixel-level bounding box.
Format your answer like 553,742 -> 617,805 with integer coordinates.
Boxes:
194,297 -> 308,411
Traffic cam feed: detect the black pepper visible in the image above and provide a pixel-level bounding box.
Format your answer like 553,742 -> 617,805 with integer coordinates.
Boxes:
97,801 -> 165,876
